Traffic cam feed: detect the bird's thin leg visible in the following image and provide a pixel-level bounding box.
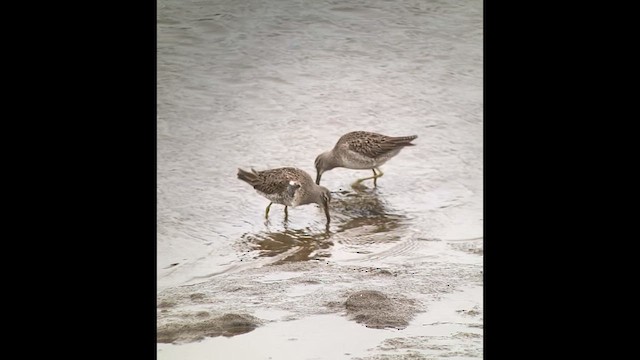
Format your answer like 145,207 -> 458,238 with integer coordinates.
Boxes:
373,168 -> 384,186
265,202 -> 273,219
284,206 -> 289,221
352,168 -> 384,187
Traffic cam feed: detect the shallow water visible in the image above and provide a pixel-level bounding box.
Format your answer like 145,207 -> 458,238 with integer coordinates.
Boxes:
158,286 -> 482,359
158,0 -> 482,358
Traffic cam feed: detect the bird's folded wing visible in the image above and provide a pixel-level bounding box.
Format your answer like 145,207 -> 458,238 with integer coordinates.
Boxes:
344,134 -> 402,158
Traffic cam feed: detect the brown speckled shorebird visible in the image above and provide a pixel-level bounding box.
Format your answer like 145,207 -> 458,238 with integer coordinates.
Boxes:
237,167 -> 332,223
314,131 -> 418,187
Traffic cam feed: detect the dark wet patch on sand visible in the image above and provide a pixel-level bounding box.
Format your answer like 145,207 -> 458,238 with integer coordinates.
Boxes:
189,293 -> 207,302
355,333 -> 483,359
158,300 -> 176,308
353,352 -> 430,360
341,290 -> 417,329
452,332 -> 482,339
157,313 -> 261,344
449,241 -> 483,256
345,267 -> 398,276
456,305 -> 481,317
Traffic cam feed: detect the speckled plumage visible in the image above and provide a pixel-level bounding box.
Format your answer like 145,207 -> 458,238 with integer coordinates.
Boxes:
237,167 -> 332,222
314,131 -> 418,186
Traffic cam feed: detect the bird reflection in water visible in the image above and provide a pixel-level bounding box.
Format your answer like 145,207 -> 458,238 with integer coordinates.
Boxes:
242,227 -> 333,263
241,188 -> 408,262
330,187 -> 408,239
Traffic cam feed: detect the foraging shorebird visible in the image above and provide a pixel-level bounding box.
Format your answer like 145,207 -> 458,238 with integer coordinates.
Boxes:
314,131 -> 418,186
237,167 -> 332,223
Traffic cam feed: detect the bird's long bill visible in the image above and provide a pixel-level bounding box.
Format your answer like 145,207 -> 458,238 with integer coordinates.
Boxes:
323,201 -> 330,224
315,172 -> 322,185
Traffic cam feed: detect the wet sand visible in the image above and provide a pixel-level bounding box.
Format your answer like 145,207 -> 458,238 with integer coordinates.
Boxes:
158,0 -> 483,358
157,230 -> 483,358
